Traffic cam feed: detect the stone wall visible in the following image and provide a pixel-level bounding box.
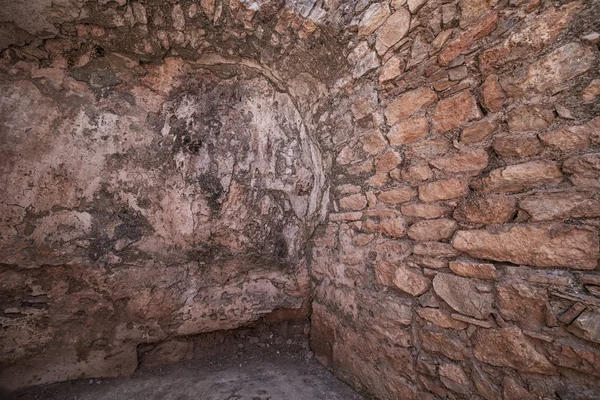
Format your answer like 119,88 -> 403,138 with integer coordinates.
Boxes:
1,0 -> 599,397
310,0 -> 600,398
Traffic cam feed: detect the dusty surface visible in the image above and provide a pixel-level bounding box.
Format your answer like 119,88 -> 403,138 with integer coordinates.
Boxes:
11,345 -> 365,400
1,0 -> 600,398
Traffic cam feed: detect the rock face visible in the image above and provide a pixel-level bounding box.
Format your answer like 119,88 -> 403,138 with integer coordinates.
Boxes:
453,224 -> 599,269
3,0 -> 600,399
433,273 -> 494,319
474,327 -> 556,374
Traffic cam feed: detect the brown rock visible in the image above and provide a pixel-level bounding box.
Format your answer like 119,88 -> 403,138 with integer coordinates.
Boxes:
418,308 -> 468,330
329,212 -> 363,222
362,216 -> 407,238
472,365 -> 502,400
519,191 -> 600,221
507,105 -> 555,133
497,281 -> 548,330
408,219 -> 458,241
336,145 -> 359,165
433,273 -> 494,319
387,117 -> 429,145
385,88 -> 438,126
393,264 -> 431,296
563,153 -> 600,188
401,163 -> 434,182
473,327 -> 556,374
378,187 -> 417,205
405,33 -> 430,70
360,129 -> 388,155
558,303 -> 587,324
568,310 -> 600,344
419,179 -> 470,202
452,224 -> 600,269
549,339 -> 600,376
539,125 -> 592,152
375,9 -> 411,55
375,261 -> 396,287
375,149 -> 402,173
460,120 -> 497,146
339,193 -> 367,211
432,91 -> 482,133
440,363 -> 469,386
404,136 -> 453,160
518,42 -> 595,95
503,377 -> 535,400
479,3 -> 582,73
492,133 -> 543,159
582,78 -> 600,104
454,195 -> 517,225
401,203 -> 447,219
419,330 -> 469,360
358,3 -> 391,36
477,161 -> 563,193
449,260 -> 498,280
439,12 -> 499,66
379,55 -> 404,83
480,75 -> 505,112
429,149 -> 488,174
414,241 -> 460,258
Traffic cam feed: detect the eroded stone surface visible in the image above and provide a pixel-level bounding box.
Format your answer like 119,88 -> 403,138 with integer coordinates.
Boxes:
433,273 -> 494,319
452,224 -> 599,269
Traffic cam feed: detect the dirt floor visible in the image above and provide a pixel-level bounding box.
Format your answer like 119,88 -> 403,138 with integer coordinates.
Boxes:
9,330 -> 365,400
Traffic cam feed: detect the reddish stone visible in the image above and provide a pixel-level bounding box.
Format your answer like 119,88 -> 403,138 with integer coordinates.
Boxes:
378,187 -> 417,205
460,118 -> 498,144
473,327 -> 556,374
385,88 -> 438,126
452,223 -> 600,269
419,330 -> 469,361
375,9 -> 411,55
387,117 -> 429,145
507,105 -> 555,132
362,216 -> 407,238
519,191 -> 600,221
539,125 -> 592,152
454,195 -> 517,224
360,129 -> 388,155
449,260 -> 498,280
433,273 -> 494,319
480,75 -> 505,112
479,3 -> 582,74
419,179 -> 470,202
438,12 -> 499,66
401,203 -> 447,219
476,161 -> 563,193
417,308 -> 468,330
496,281 -> 548,330
401,163 -> 433,182
512,42 -> 595,95
582,79 -> 600,104
492,133 -> 543,159
375,149 -> 402,173
563,153 -> 600,188
429,149 -> 488,174
432,91 -> 482,133
339,193 -> 367,211
408,219 -> 458,241
393,264 -> 432,296
414,242 -> 460,258
549,339 -> 600,377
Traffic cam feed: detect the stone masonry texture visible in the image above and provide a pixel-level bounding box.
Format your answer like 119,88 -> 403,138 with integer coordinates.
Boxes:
0,0 -> 599,398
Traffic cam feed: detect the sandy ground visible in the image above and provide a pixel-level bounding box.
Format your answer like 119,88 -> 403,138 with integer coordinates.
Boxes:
10,341 -> 365,400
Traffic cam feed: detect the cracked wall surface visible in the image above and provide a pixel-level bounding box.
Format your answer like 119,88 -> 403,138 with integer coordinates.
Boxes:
1,0 -> 600,398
